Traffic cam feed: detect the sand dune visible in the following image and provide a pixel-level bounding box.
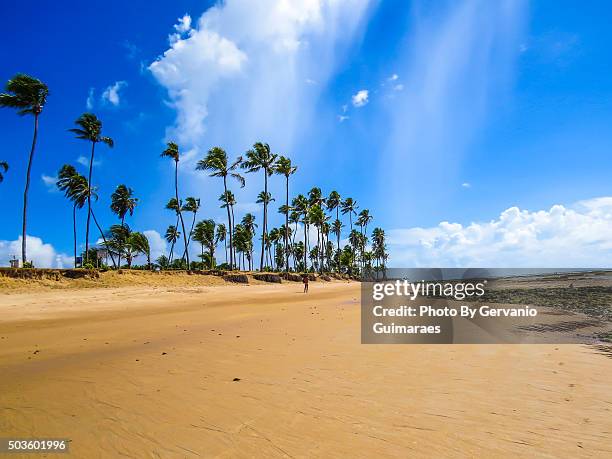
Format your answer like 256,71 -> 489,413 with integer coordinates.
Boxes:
1,281 -> 611,458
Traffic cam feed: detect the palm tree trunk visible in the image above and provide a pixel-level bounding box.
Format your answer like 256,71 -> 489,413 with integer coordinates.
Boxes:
222,177 -> 233,270
21,113 -> 39,266
303,220 -> 308,271
175,162 -> 190,269
230,204 -> 236,269
72,204 -> 77,268
85,140 -> 96,265
90,209 -> 117,268
285,177 -> 289,274
260,173 -> 268,270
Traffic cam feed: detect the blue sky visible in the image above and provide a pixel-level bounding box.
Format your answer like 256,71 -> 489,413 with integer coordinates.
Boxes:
2,0 -> 612,267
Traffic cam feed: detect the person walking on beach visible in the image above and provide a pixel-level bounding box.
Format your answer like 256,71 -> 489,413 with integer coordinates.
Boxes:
303,274 -> 309,293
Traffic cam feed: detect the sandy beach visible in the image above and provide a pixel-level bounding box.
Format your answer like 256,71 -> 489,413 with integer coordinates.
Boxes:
1,278 -> 611,458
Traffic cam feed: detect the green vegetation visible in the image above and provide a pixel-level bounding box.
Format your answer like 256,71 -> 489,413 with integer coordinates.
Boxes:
2,73 -> 389,274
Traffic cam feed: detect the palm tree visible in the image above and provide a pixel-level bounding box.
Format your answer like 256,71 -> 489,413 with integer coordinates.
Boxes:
127,232 -> 151,269
69,113 -> 113,264
57,165 -> 89,267
160,142 -> 190,269
165,225 -> 180,264
110,184 -> 138,268
193,219 -> 216,269
182,197 -> 200,259
241,213 -> 257,269
327,191 -> 341,250
0,74 -> 49,265
255,190 -> 275,267
110,185 -> 138,225
0,161 -> 8,183
292,194 -> 309,271
357,209 -> 373,236
242,142 -> 278,270
219,190 -> 238,265
340,197 -> 358,231
274,156 -> 297,273
196,147 -> 244,269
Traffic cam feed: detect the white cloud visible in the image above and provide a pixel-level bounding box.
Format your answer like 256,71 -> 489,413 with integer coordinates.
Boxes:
86,88 -> 95,110
149,0 -> 372,151
41,174 -> 57,191
337,115 -> 349,122
461,182 -> 471,188
76,155 -> 100,168
393,83 -> 404,91
174,14 -> 192,33
101,81 -> 127,107
351,89 -> 369,107
143,230 -> 167,262
388,73 -> 399,81
388,197 -> 612,268
0,235 -> 71,268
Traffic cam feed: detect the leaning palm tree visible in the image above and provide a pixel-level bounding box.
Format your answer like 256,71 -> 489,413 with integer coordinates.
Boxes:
0,161 -> 8,183
274,156 -> 297,273
340,197 -> 358,231
0,74 -> 49,265
57,165 -> 89,267
69,113 -> 114,264
161,142 -> 190,269
196,147 -> 244,269
242,142 -> 278,270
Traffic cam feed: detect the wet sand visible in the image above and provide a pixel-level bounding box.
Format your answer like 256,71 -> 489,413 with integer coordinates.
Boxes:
1,282 -> 611,457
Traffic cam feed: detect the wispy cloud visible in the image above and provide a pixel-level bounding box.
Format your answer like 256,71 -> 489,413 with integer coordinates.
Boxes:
101,81 -> 127,107
86,88 -> 95,110
380,0 -> 526,208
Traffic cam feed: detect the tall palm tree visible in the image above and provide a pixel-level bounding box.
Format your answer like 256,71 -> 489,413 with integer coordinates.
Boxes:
242,142 -> 278,270
340,197 -> 358,231
181,197 -> 200,260
165,225 -> 180,264
110,184 -> 138,267
69,113 -> 113,264
160,142 -> 190,269
0,161 -> 8,183
255,190 -> 275,267
219,190 -> 238,265
0,74 -> 49,265
292,194 -> 309,271
327,191 -> 341,251
57,165 -> 89,267
196,147 -> 244,269
274,156 -> 297,273
241,213 -> 257,269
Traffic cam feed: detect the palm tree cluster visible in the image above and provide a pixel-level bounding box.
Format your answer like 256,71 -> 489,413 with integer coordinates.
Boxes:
2,73 -> 389,274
